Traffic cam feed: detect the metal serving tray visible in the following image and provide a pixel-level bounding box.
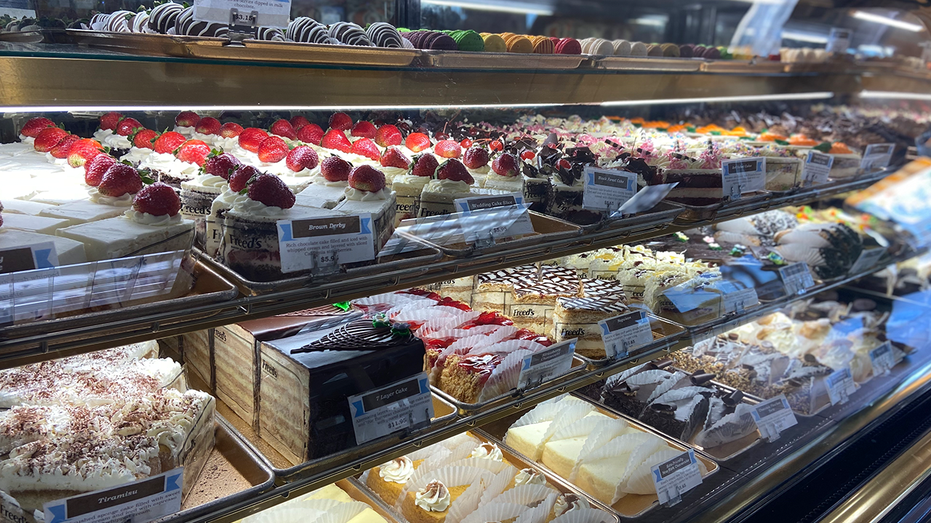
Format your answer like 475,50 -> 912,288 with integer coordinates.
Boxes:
699,59 -> 786,74
183,38 -> 421,66
479,393 -> 719,519
419,50 -> 588,70
595,56 -> 703,72
580,201 -> 683,235
66,29 -> 191,57
431,356 -> 589,416
341,478 -> 404,523
572,313 -> 687,368
671,191 -> 772,223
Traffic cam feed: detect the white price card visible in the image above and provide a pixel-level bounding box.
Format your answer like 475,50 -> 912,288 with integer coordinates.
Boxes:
453,193 -> 535,244
802,151 -> 833,187
848,247 -> 887,276
722,158 -> 766,201
826,27 -> 851,53
778,263 -> 815,295
599,311 -> 654,359
0,241 -> 58,274
860,143 -> 895,172
869,342 -> 896,376
194,0 -> 290,28
751,395 -> 798,442
517,339 -> 576,390
652,449 -> 702,506
826,367 -> 856,406
347,373 -> 433,445
277,214 -> 374,274
718,281 -> 759,314
44,468 -> 182,523
582,167 -> 637,212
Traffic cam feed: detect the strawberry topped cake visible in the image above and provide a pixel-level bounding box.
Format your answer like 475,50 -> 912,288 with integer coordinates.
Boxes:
333,165 -> 398,252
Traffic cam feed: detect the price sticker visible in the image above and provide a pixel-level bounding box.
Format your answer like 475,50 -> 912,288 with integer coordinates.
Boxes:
347,373 -> 433,445
277,214 -> 374,274
826,367 -> 856,405
860,144 -> 895,172
869,342 -> 896,376
517,339 -> 576,390
582,167 -> 637,212
652,449 -> 702,506
598,311 -> 654,359
453,194 -> 534,244
194,0 -> 290,28
779,263 -> 815,295
0,242 -> 58,274
802,151 -> 833,187
826,27 -> 851,53
717,281 -> 759,314
722,158 -> 766,201
848,247 -> 887,276
44,468 -> 183,523
751,395 -> 798,442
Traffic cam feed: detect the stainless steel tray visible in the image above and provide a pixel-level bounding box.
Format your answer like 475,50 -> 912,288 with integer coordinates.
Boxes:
700,59 -> 786,74
479,394 -> 719,519
66,29 -> 192,57
581,201 -> 683,234
341,478 -> 404,523
573,313 -> 687,368
671,191 -> 772,223
185,38 -> 421,66
419,50 -> 588,69
595,56 -> 703,72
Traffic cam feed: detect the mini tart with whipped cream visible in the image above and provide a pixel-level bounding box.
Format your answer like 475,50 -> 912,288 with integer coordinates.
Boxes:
332,165 -> 397,254
401,480 -> 468,523
366,456 -> 423,504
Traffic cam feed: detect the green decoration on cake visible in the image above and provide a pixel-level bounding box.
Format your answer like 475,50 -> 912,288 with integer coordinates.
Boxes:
332,302 -> 350,311
390,322 -> 412,337
372,313 -> 390,328
674,232 -> 688,242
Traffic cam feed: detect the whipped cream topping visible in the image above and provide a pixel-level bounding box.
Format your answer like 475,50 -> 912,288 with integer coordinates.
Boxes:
124,209 -> 183,226
424,179 -> 471,194
310,173 -> 349,188
173,125 -> 195,136
344,187 -> 390,201
137,152 -> 200,177
393,174 -> 432,188
554,493 -> 589,517
88,187 -> 134,207
378,456 -> 414,484
415,480 -> 451,512
44,152 -> 68,166
514,468 -> 546,486
183,173 -> 228,189
467,165 -> 491,176
212,136 -> 240,150
18,135 -> 35,144
119,147 -> 153,164
230,196 -> 290,217
484,172 -> 522,183
470,442 -> 504,462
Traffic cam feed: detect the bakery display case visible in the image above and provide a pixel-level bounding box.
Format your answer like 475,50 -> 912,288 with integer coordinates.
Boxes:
5,1 -> 931,522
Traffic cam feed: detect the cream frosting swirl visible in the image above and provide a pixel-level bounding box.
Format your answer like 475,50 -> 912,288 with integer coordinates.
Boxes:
424,179 -> 471,194
88,187 -> 134,206
415,480 -> 451,512
378,456 -> 414,484
310,173 -> 350,188
124,209 -> 183,226
173,125 -> 195,136
230,196 -> 290,217
470,442 -> 504,462
184,173 -> 228,189
514,468 -> 546,486
18,135 -> 35,144
554,493 -> 589,517
344,187 -> 390,201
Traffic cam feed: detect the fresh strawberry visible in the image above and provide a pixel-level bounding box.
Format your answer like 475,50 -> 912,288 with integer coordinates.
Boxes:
66,138 -> 104,167
133,182 -> 181,217
154,132 -> 186,155
435,159 -> 474,184
84,154 -> 117,186
33,127 -> 69,153
380,147 -> 411,169
328,112 -> 353,131
350,121 -> 377,139
410,154 -> 439,177
520,150 -> 535,160
98,163 -> 143,197
238,128 -> 269,153
375,124 -> 403,147
460,138 -> 473,148
434,139 -> 462,159
473,311 -> 513,327
405,133 -> 431,153
350,138 -> 380,161
558,159 -> 571,170
116,117 -> 143,137
50,134 -> 79,159
248,174 -> 295,209
257,136 -> 289,163
132,129 -> 158,150
202,153 -> 241,179
289,116 -> 311,131
20,117 -> 55,137
492,153 -> 519,177
463,147 -> 489,169
194,117 -> 221,135
175,111 -> 200,128
489,139 -> 503,152
219,122 -> 244,138
175,139 -> 211,165
320,156 -> 352,182
229,165 -> 261,192
98,112 -> 123,131
269,119 -> 297,140
286,146 -> 319,172
320,129 -> 352,153
297,123 -> 324,145
348,165 -> 386,192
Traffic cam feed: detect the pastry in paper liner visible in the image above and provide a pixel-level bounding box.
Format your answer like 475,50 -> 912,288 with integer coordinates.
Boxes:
396,305 -> 471,329
570,419 -> 633,482
242,498 -> 340,523
622,448 -> 706,496
506,399 -> 595,461
446,473 -> 497,523
440,432 -> 484,452
445,457 -> 512,475
353,292 -> 432,314
387,299 -> 443,321
315,501 -> 376,523
624,369 -> 688,404
694,403 -> 756,448
405,445 -> 476,490
515,492 -> 558,523
542,415 -> 614,478
246,507 -> 326,523
418,312 -> 482,336
479,465 -> 522,505
461,502 -> 531,523
396,465 -> 494,512
575,433 -> 666,504
550,508 -> 615,523
432,329 -> 520,383
478,349 -> 533,402
488,483 -> 556,507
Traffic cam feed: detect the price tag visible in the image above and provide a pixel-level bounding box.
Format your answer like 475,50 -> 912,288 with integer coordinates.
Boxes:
347,373 -> 433,445
582,167 -> 637,212
721,158 -> 766,201
193,0 -> 290,28
598,311 -> 654,359
44,468 -> 183,523
652,449 -> 702,506
778,263 -> 815,295
802,151 -> 833,187
826,367 -> 856,405
0,242 -> 58,274
848,247 -> 887,276
751,395 -> 798,442
718,281 -> 759,314
860,143 -> 895,172
453,193 -> 534,244
826,27 -> 851,53
517,339 -> 576,390
277,214 -> 374,274
869,342 -> 896,376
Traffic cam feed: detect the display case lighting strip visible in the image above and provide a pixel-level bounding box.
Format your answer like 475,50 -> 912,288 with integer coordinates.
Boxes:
600,91 -> 835,106
421,0 -> 554,16
859,90 -> 931,101
0,103 -> 566,113
852,11 -> 924,32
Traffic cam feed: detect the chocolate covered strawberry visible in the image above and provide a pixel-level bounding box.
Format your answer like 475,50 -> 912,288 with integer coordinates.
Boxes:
269,119 -> 297,140
175,111 -> 200,128
248,174 -> 295,209
229,165 -> 261,192
380,147 -> 411,169
348,165 -> 386,193
320,129 -> 352,153
175,139 -> 211,165
492,153 -> 519,177
84,154 -> 117,186
99,112 -> 123,131
320,156 -> 352,182
410,154 -> 439,177
297,123 -> 324,145
133,182 -> 181,217
98,163 -> 143,197
350,121 -> 377,139
328,112 -> 352,131
154,132 -> 186,155
67,138 -> 104,167
202,152 -> 241,179
434,140 -> 462,159
20,117 -> 55,138
435,159 -> 474,184
350,138 -> 380,161
219,122 -> 244,138
116,118 -> 143,137
257,136 -> 289,163
463,147 -> 489,169
194,117 -> 221,135
239,128 -> 269,153
286,146 -> 319,173
405,133 -> 431,153
375,124 -> 402,147
33,127 -> 69,153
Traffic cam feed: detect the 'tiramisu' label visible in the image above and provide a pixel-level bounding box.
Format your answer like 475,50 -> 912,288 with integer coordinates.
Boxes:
44,468 -> 183,523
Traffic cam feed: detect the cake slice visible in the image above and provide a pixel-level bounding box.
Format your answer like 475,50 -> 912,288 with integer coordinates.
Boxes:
0,229 -> 87,266
332,165 -> 397,253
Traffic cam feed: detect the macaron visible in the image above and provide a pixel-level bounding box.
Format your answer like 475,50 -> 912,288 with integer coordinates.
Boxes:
612,39 -> 631,56
629,41 -> 647,56
449,29 -> 483,52
581,37 -> 613,56
529,35 -> 554,54
679,43 -> 694,58
646,43 -> 663,56
480,32 -> 507,52
423,31 -> 457,50
554,37 -> 581,55
660,43 -> 680,57
502,32 -> 533,53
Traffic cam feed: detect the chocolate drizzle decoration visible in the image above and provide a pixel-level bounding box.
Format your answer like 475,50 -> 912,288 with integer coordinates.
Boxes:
291,319 -> 416,353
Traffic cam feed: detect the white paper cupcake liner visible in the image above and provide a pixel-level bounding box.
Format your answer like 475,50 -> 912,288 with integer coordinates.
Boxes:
570,419 -> 632,481
353,292 -> 428,313
387,299 -> 440,320
543,403 -> 597,445
439,432 -> 483,452
479,466 -> 520,506
604,363 -> 648,390
292,498 -> 347,513
694,403 -> 756,448
551,508 -> 615,523
409,445 -> 452,468
244,507 -> 324,523
446,478 -> 489,523
314,502 -> 372,523
479,349 -> 532,402
622,448 -> 683,495
418,311 -> 481,336
470,338 -> 548,358
395,305 -> 469,326
488,483 -> 555,507
445,457 -> 511,475
396,465 -> 494,512
461,502 -> 530,523
514,492 -> 558,523
549,416 -> 611,442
